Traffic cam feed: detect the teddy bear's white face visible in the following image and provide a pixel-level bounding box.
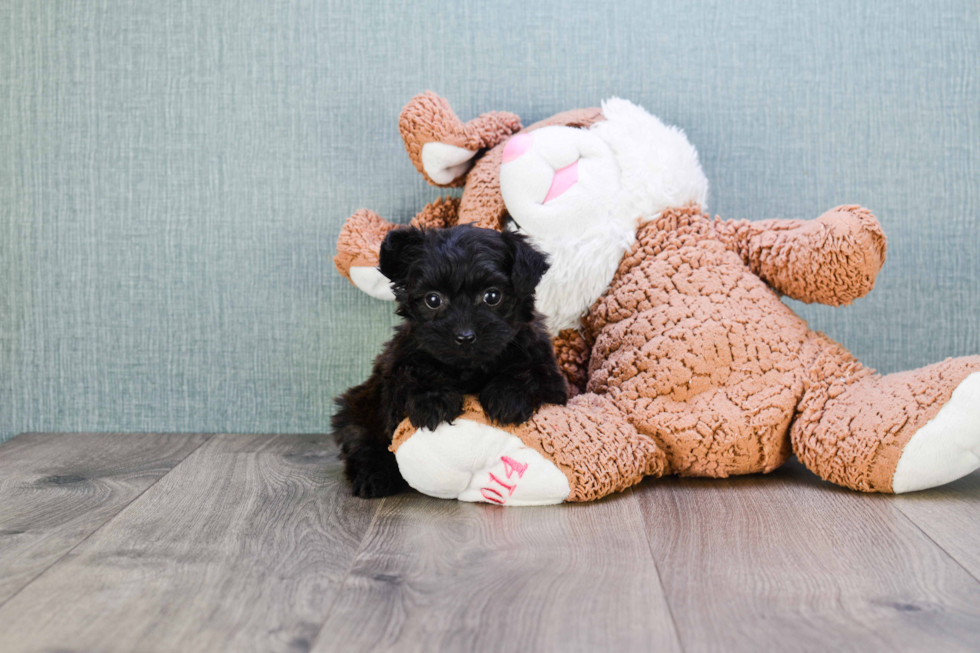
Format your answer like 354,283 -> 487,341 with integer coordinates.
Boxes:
497,99 -> 710,334
499,126 -> 625,240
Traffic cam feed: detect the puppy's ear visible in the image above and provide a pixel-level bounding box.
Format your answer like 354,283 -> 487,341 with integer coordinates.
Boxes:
379,227 -> 425,286
501,231 -> 549,296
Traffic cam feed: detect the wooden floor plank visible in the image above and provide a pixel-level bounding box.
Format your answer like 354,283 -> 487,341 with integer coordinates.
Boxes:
312,490 -> 682,653
635,460 -> 980,653
4,432 -> 978,652
0,432 -> 209,606
0,433 -> 380,653
892,471 -> 980,582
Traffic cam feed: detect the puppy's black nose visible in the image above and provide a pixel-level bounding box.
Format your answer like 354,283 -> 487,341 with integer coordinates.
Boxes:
454,330 -> 476,346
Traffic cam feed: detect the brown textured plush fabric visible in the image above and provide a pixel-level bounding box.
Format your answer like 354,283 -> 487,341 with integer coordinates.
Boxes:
553,329 -> 592,397
333,208 -> 399,280
457,143 -> 510,229
333,198 -> 461,279
581,205 -> 979,489
516,393 -> 668,502
336,93 -> 980,500
408,196 -> 461,230
716,205 -> 887,306
583,206 -> 809,478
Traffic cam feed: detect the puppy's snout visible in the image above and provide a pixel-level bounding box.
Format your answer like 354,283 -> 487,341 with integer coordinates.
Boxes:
454,330 -> 476,346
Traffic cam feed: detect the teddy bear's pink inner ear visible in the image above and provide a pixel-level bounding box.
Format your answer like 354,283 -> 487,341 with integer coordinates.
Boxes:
420,142 -> 479,185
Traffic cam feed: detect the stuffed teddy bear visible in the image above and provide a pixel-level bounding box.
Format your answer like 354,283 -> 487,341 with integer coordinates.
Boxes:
334,92 -> 980,506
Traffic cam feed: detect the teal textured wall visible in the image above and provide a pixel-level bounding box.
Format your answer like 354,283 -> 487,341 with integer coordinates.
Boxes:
2,0 -> 979,442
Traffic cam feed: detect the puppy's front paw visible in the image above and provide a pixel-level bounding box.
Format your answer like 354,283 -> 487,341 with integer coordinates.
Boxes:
346,452 -> 407,499
406,391 -> 465,431
480,382 -> 536,426
543,378 -> 569,407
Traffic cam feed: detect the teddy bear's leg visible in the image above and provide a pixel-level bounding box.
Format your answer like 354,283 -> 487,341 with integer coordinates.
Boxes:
390,394 -> 668,505
392,413 -> 573,507
791,335 -> 980,493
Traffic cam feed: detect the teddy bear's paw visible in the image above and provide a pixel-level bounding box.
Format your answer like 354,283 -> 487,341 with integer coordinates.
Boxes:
499,126 -> 622,240
334,208 -> 399,300
393,418 -> 570,506
892,372 -> 980,493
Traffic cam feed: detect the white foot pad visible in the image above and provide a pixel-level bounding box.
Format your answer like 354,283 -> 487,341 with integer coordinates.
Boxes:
349,266 -> 395,301
893,372 -> 980,493
394,419 -> 570,506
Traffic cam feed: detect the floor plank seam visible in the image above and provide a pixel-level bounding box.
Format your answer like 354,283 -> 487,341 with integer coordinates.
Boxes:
0,433 -> 214,612
306,494 -> 386,653
891,500 -> 980,586
628,487 -> 688,653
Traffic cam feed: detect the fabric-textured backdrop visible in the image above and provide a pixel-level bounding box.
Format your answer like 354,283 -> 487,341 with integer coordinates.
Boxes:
2,0 -> 978,443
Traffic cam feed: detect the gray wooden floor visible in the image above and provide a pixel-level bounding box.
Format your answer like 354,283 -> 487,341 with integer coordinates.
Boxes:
1,433 -> 979,653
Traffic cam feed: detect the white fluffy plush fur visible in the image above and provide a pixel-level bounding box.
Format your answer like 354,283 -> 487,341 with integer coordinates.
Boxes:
516,221 -> 635,335
513,98 -> 709,334
592,98 -> 708,221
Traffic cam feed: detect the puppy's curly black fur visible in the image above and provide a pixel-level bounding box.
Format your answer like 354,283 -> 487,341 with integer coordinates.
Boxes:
332,224 -> 568,498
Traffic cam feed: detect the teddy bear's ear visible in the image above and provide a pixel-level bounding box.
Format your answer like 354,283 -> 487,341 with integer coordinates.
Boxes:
379,226 -> 425,288
399,92 -> 522,188
420,142 -> 480,186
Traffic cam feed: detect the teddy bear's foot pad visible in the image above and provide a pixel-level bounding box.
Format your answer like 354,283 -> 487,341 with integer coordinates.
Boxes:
892,372 -> 980,493
349,266 -> 395,301
394,418 -> 570,506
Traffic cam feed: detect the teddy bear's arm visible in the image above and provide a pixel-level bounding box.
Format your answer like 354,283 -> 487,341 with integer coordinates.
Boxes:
407,196 -> 461,230
717,205 -> 887,306
334,197 -> 461,297
333,209 -> 399,283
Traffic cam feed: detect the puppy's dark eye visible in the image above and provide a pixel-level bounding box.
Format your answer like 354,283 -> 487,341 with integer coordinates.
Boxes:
483,289 -> 502,306
424,292 -> 443,309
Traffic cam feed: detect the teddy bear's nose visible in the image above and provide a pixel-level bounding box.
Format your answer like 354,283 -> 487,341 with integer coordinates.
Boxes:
544,160 -> 579,204
502,133 -> 533,163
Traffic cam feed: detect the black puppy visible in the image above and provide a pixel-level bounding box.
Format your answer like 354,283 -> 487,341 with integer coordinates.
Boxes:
331,224 -> 568,498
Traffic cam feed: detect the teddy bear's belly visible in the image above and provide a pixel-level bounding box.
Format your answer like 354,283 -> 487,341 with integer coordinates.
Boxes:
587,257 -> 811,477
